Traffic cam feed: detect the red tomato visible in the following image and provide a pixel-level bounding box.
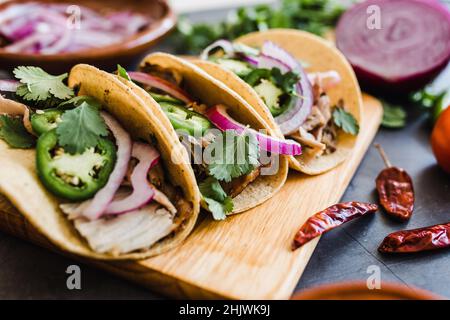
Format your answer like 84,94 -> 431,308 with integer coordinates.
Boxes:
431,106 -> 450,174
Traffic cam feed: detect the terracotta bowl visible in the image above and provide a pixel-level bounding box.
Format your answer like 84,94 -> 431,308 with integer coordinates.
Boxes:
0,0 -> 176,73
291,281 -> 441,300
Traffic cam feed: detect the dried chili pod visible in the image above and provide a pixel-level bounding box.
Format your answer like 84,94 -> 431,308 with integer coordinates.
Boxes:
379,222 -> 450,253
375,144 -> 415,221
292,202 -> 378,250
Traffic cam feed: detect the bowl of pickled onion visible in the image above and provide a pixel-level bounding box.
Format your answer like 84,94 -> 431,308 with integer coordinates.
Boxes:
0,0 -> 176,72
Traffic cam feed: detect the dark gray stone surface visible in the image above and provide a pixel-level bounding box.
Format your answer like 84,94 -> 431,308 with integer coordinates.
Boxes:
0,7 -> 449,300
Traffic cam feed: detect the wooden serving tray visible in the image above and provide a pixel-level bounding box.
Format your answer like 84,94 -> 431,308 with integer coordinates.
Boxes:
0,94 -> 382,299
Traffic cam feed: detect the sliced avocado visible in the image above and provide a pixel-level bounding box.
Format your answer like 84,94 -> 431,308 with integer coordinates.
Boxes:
253,79 -> 283,116
216,59 -> 252,77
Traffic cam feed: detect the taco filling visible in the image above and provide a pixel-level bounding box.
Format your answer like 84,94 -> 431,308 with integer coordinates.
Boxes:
200,40 -> 360,159
0,66 -> 191,256
124,63 -> 300,220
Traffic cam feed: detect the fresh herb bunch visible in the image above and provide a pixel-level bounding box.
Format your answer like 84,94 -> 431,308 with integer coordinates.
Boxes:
172,0 -> 346,54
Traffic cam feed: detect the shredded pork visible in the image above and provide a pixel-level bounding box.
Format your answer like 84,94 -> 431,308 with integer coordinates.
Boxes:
59,156 -> 181,255
74,204 -> 175,255
288,71 -> 342,157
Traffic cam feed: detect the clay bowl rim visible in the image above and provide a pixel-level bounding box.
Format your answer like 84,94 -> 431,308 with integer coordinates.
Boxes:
291,281 -> 442,300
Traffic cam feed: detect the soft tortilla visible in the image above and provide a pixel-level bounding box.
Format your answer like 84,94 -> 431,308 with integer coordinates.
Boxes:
193,29 -> 363,175
0,64 -> 201,260
133,52 -> 289,214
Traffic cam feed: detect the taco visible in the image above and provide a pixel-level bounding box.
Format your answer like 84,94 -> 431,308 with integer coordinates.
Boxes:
120,53 -> 294,219
0,64 -> 200,260
195,29 -> 363,175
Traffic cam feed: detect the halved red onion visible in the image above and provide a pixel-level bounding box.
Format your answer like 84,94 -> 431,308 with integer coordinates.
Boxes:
200,39 -> 235,60
258,55 -> 313,135
81,112 -> 132,220
128,71 -> 194,104
336,0 -> 450,92
0,79 -> 19,92
205,105 -> 302,156
104,142 -> 159,215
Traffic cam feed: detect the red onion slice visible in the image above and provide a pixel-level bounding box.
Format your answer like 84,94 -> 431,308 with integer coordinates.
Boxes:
200,39 -> 235,60
336,0 -> 450,91
261,41 -> 300,71
128,71 -> 194,104
308,71 -> 341,90
205,105 -> 302,156
257,55 -> 313,135
0,3 -> 151,55
81,112 -> 132,220
0,80 -> 19,92
104,142 -> 159,215
241,54 -> 259,66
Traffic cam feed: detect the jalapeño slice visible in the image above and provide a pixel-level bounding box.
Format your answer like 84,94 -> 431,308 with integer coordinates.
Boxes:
36,130 -> 116,201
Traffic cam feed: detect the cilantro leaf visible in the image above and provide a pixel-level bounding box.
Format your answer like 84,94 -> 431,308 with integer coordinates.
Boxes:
0,115 -> 35,149
207,130 -> 259,183
270,68 -> 300,96
199,177 -> 234,220
333,107 -> 359,135
13,66 -> 74,102
58,95 -> 102,110
382,102 -> 407,129
243,67 -> 299,98
117,64 -> 131,81
56,102 -> 108,154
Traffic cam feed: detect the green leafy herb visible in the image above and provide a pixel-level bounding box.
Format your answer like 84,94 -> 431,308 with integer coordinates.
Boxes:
0,115 -> 35,149
381,102 -> 407,129
14,66 -> 74,104
199,177 -> 234,220
56,102 -> 108,154
333,107 -> 359,135
207,130 -> 259,183
244,68 -> 299,95
171,0 -> 346,54
57,95 -> 102,110
117,64 -> 131,81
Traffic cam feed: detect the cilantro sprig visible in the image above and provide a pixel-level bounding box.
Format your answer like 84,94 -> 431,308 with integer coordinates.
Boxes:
0,115 -> 35,149
206,130 -> 259,183
199,177 -> 234,220
14,67 -> 74,105
57,95 -> 102,110
333,107 -> 359,135
56,102 -> 108,154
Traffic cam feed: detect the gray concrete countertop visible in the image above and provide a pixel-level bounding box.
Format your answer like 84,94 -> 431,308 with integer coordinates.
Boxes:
0,8 -> 449,300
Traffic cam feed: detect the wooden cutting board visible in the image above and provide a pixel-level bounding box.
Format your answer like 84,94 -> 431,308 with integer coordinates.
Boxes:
0,94 -> 382,300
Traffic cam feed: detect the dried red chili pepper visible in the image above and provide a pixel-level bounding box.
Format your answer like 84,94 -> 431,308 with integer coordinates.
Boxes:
379,222 -> 450,253
375,144 -> 415,221
292,202 -> 378,250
